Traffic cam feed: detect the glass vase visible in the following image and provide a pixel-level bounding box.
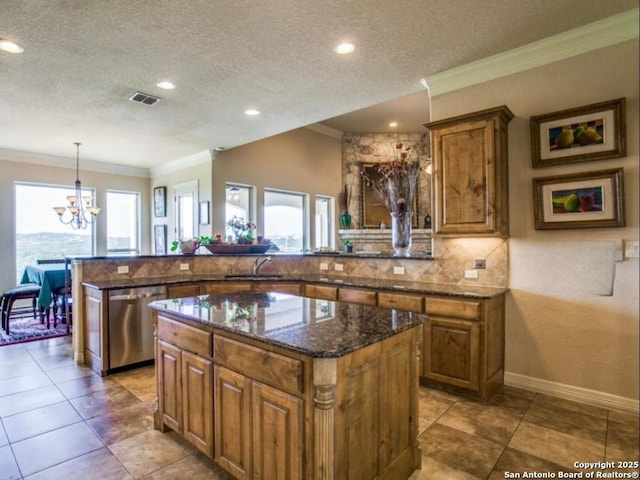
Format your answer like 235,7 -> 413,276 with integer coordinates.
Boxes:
391,211 -> 412,256
340,212 -> 352,229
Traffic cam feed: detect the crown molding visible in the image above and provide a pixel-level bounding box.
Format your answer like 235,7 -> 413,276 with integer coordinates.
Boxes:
0,148 -> 150,177
425,8 -> 639,96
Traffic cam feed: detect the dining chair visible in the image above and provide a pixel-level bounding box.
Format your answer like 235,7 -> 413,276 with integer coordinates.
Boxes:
1,283 -> 42,334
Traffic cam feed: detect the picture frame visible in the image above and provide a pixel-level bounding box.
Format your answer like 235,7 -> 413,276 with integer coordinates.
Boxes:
154,186 -> 167,217
360,163 -> 419,228
530,98 -> 626,168
532,168 -> 624,230
154,225 -> 167,254
199,201 -> 210,225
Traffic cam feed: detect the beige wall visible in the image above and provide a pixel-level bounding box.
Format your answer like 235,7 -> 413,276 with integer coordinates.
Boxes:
212,127 -> 342,242
0,156 -> 150,293
151,157 -> 213,249
432,40 -> 639,402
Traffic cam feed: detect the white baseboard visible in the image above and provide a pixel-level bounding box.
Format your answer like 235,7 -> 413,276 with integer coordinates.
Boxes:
504,372 -> 639,415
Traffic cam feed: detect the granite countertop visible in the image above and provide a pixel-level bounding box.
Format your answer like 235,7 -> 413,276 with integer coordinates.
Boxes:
83,274 -> 507,299
150,291 -> 425,358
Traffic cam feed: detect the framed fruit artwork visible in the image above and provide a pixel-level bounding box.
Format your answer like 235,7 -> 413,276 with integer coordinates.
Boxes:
530,98 -> 626,168
532,168 -> 625,230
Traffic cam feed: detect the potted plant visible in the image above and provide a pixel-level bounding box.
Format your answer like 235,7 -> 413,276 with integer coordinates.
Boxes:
342,239 -> 353,253
170,239 -> 200,254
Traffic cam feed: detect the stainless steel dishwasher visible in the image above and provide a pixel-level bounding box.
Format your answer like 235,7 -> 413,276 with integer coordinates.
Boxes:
108,285 -> 166,370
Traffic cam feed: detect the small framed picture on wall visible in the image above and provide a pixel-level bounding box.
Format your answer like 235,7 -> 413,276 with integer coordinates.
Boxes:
154,186 -> 166,217
154,225 -> 167,254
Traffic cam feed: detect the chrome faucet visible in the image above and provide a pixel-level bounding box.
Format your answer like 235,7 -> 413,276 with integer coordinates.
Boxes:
253,256 -> 271,275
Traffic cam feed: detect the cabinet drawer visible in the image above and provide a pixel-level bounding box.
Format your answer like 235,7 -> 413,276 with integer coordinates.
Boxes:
201,282 -> 252,294
167,283 -> 201,298
378,292 -> 424,312
214,335 -> 303,396
158,315 -> 213,357
253,282 -> 302,295
304,284 -> 338,300
338,287 -> 377,306
425,297 -> 480,320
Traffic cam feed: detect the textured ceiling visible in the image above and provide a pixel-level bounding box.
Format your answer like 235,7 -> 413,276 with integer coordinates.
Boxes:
0,0 -> 636,169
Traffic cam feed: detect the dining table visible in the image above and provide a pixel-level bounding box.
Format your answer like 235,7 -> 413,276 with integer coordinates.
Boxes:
20,263 -> 69,310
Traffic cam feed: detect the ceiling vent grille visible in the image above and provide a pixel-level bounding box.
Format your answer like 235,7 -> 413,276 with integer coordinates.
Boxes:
129,92 -> 161,106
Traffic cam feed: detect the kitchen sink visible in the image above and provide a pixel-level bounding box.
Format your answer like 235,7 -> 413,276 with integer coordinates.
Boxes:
224,274 -> 284,280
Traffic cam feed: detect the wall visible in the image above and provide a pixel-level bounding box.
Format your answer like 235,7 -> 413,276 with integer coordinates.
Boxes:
432,40 -> 639,404
212,127 -> 342,244
0,156 -> 150,293
151,152 -> 213,251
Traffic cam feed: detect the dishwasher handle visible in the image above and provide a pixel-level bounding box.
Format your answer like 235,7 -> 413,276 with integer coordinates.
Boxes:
109,291 -> 165,301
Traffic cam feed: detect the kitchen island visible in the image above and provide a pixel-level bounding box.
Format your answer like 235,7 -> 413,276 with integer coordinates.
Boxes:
150,290 -> 424,480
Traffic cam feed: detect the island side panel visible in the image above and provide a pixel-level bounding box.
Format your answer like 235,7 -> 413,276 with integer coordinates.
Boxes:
334,327 -> 421,480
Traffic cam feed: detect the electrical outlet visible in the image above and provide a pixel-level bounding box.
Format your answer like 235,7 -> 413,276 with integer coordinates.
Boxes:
117,265 -> 129,274
464,269 -> 478,279
334,263 -> 344,272
179,263 -> 189,271
474,259 -> 486,269
393,266 -> 405,275
319,263 -> 329,271
625,240 -> 639,258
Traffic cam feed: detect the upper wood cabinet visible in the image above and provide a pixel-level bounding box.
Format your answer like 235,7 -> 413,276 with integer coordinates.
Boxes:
425,106 -> 513,237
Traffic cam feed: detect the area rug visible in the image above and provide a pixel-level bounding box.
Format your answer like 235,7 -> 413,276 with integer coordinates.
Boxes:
0,315 -> 71,346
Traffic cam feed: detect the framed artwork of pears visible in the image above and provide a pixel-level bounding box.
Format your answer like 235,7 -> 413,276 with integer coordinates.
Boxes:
530,98 -> 626,168
532,168 -> 625,230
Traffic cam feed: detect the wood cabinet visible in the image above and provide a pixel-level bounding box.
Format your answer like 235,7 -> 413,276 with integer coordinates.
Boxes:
166,282 -> 201,298
378,291 -> 424,312
337,286 -> 377,305
304,283 -> 338,300
83,287 -> 108,376
425,105 -> 513,237
156,316 -> 214,457
201,281 -> 252,295
422,295 -> 504,401
152,300 -> 422,479
214,365 -> 303,480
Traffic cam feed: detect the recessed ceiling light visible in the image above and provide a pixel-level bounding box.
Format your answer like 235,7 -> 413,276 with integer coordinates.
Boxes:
389,121 -> 398,128
156,80 -> 176,90
334,42 -> 355,54
0,38 -> 24,54
244,109 -> 260,116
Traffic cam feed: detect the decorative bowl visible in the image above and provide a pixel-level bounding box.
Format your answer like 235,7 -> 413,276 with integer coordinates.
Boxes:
202,243 -> 271,254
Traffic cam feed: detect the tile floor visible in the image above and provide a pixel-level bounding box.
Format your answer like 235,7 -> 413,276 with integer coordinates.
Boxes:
0,337 -> 637,479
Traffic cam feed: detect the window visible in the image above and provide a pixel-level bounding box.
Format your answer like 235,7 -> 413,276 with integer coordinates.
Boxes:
174,181 -> 198,241
315,195 -> 334,249
106,190 -> 140,255
14,182 -> 94,282
264,189 -> 306,252
225,184 -> 253,240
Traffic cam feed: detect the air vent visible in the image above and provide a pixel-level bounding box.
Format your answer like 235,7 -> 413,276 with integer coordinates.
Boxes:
129,92 -> 161,106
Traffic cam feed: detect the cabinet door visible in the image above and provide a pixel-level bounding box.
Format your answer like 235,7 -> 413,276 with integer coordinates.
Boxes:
434,119 -> 495,234
214,366 -> 252,480
252,382 -> 303,480
182,350 -> 213,457
423,316 -> 480,391
157,340 -> 182,433
427,106 -> 512,236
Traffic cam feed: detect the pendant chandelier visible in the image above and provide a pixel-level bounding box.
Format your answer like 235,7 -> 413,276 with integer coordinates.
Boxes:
53,142 -> 100,229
